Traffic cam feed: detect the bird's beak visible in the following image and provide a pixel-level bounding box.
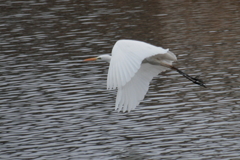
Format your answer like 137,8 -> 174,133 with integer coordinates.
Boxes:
83,57 -> 98,61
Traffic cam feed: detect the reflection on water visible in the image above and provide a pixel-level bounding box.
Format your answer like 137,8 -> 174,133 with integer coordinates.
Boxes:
0,0 -> 240,159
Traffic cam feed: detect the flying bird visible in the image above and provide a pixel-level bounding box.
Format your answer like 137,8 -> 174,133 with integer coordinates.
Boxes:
83,39 -> 205,112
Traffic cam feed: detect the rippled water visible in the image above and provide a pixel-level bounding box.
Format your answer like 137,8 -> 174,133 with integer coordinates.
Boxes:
0,0 -> 240,159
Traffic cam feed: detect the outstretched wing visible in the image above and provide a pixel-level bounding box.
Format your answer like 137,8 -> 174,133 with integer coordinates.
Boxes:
107,39 -> 169,90
115,63 -> 169,112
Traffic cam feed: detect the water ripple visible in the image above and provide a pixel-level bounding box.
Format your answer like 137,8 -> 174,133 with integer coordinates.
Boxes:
0,0 -> 240,160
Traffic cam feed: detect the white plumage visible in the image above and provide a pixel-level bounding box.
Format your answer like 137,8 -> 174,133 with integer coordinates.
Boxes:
84,39 -> 178,112
107,40 -> 171,90
108,40 -> 176,112
114,63 -> 168,112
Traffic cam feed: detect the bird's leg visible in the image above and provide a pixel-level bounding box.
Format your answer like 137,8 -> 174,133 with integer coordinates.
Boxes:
170,66 -> 206,88
148,59 -> 206,88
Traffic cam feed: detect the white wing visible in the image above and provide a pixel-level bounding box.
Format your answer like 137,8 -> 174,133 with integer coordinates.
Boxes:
107,39 -> 177,112
107,39 -> 169,90
115,63 -> 169,112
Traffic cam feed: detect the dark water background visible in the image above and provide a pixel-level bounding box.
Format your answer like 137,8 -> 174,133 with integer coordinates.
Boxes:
0,0 -> 240,159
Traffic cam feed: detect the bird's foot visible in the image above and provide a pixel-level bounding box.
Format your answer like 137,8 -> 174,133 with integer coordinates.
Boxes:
192,76 -> 206,88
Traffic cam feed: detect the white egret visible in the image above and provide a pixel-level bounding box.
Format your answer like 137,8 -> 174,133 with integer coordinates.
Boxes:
84,39 -> 205,112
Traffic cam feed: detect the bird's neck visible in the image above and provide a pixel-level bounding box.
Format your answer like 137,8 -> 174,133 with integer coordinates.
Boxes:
104,55 -> 112,63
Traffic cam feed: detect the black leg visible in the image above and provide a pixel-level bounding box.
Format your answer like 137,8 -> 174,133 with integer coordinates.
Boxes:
171,66 -> 206,88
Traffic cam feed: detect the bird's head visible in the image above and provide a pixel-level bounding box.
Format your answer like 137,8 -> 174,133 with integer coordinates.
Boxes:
83,54 -> 111,63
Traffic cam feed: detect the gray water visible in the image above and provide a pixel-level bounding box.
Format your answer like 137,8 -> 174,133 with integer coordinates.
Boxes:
0,0 -> 240,160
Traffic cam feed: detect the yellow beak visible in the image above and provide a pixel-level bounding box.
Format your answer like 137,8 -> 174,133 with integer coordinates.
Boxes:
83,57 -> 98,61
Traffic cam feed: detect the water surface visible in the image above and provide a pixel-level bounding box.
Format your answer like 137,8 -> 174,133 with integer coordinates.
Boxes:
0,0 -> 240,159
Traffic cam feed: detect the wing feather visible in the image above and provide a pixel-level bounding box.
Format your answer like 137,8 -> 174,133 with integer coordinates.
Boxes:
115,63 -> 169,112
107,39 -> 169,90
106,39 -> 177,112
